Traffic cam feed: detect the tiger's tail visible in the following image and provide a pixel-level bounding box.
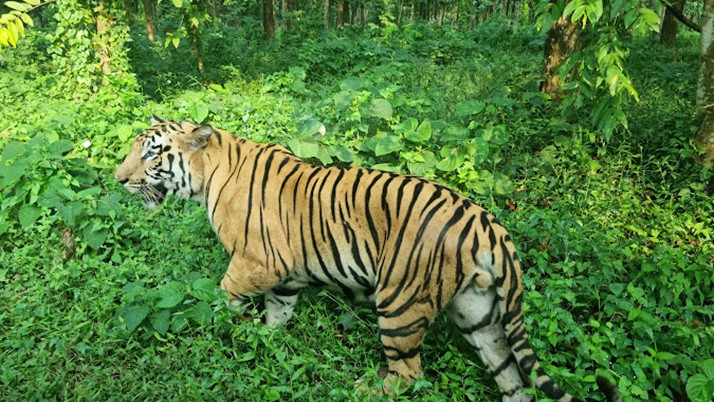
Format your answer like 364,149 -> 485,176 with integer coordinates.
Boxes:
494,235 -> 621,402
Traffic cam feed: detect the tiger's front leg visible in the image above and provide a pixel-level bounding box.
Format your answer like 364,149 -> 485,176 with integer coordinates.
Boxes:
220,257 -> 283,311
264,287 -> 300,327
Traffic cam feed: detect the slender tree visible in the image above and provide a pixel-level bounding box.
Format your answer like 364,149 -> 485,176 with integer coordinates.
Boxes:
540,12 -> 580,100
282,0 -> 296,30
697,0 -> 714,163
142,0 -> 156,41
263,0 -> 276,39
95,3 -> 113,75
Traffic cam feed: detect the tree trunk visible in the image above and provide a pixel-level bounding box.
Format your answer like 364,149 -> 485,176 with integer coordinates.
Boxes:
189,22 -> 204,72
324,0 -> 332,29
344,0 -> 350,25
661,0 -> 685,47
337,0 -> 344,28
141,0 -> 155,42
283,0 -> 295,30
95,3 -> 112,75
696,0 -> 714,164
540,12 -> 581,100
263,0 -> 276,39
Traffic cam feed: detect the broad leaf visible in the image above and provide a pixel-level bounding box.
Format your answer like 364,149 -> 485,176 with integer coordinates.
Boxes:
156,281 -> 185,309
454,101 -> 485,117
18,204 -> 41,228
365,99 -> 393,120
188,301 -> 212,325
150,309 -> 171,335
190,278 -> 216,301
368,133 -> 402,156
124,305 -> 150,332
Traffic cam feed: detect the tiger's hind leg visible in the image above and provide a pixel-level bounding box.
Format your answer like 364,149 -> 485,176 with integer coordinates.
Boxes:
374,301 -> 434,395
447,284 -> 532,402
264,287 -> 299,327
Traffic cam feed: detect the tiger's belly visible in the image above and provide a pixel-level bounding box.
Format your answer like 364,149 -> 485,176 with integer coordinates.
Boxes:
283,255 -> 378,302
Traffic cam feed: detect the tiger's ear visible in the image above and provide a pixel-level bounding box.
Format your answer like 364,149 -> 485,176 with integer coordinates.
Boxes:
185,125 -> 214,150
150,114 -> 166,126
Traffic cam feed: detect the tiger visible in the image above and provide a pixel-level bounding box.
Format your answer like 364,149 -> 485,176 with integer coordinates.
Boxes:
115,116 -> 622,402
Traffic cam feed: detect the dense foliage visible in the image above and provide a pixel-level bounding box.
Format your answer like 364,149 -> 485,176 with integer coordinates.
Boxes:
1,3 -> 713,401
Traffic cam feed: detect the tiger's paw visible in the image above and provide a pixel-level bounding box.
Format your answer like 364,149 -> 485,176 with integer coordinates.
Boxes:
355,367 -> 415,397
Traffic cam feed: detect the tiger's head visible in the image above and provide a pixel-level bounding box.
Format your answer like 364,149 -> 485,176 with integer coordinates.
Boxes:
115,115 -> 213,208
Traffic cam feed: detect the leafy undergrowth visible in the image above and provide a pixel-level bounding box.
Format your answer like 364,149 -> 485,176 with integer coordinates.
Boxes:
1,24 -> 713,401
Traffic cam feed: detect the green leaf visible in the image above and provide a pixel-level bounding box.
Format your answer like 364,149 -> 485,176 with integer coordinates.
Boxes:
407,151 -> 437,176
150,309 -> 171,335
340,77 -> 364,91
116,124 -> 133,142
124,304 -> 150,332
6,1 -> 32,11
333,91 -> 353,110
370,133 -> 402,156
1,140 -> 24,161
171,0 -> 183,7
190,278 -> 216,301
410,120 -> 432,142
0,28 -> 8,47
332,146 -> 355,163
296,118 -> 325,137
75,186 -> 101,200
472,137 -> 490,165
18,204 -> 41,228
187,103 -> 209,123
493,171 -> 515,195
48,140 -> 73,157
686,374 -> 711,401
6,20 -> 18,46
393,118 -> 418,133
171,315 -> 188,333
20,12 -> 33,27
156,282 -> 185,309
440,126 -> 470,141
38,189 -> 62,209
81,222 -> 107,250
454,100 -> 485,117
25,0 -> 42,6
58,202 -> 82,226
623,8 -> 638,28
702,359 -> 714,378
287,139 -> 320,159
436,147 -> 465,171
370,163 -> 402,173
563,0 -> 582,18
365,99 -> 393,120
188,301 -> 212,325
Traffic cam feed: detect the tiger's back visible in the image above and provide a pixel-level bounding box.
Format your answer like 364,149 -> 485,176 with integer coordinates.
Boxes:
116,117 -> 621,402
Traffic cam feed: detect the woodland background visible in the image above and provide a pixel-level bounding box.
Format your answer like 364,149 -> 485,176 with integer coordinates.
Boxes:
0,0 -> 713,400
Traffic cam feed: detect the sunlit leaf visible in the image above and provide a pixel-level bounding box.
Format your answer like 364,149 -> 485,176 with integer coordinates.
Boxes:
364,99 -> 392,120
5,1 -> 32,11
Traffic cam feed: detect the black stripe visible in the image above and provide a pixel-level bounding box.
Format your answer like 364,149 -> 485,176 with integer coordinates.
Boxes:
272,287 -> 300,297
379,316 -> 429,338
243,149 -> 265,250
261,149 -> 280,207
458,301 -> 496,334
491,354 -> 516,377
382,345 -> 422,360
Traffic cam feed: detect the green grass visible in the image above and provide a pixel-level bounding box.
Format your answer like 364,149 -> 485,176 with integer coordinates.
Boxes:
1,22 -> 713,401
